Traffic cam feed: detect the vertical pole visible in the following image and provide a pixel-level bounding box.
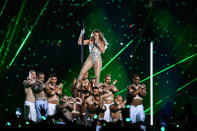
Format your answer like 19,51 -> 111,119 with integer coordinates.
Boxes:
150,41 -> 153,125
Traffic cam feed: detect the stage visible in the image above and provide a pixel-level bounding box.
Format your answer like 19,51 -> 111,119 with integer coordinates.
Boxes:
0,0 -> 197,130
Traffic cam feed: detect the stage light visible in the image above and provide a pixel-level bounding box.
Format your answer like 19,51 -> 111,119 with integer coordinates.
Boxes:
94,115 -> 98,119
116,53 -> 197,95
6,122 -> 11,126
126,118 -> 131,122
177,124 -> 179,128
26,121 -> 29,125
161,126 -> 165,131
15,107 -> 22,118
42,116 -> 46,120
50,68 -> 54,71
145,77 -> 197,114
0,0 -> 8,17
130,24 -> 134,28
101,39 -> 136,72
8,0 -> 50,68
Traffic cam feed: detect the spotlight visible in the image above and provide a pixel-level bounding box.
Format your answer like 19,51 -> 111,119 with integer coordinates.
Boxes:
6,122 -> 11,126
126,118 -> 131,122
42,116 -> 46,120
161,126 -> 165,131
93,115 -> 98,119
15,107 -> 22,118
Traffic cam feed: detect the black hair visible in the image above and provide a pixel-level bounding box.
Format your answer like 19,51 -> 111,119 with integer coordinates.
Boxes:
91,77 -> 95,80
37,71 -> 45,76
50,73 -> 57,78
104,74 -> 111,80
133,73 -> 140,79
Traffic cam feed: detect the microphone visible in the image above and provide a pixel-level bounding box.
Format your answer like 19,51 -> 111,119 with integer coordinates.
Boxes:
94,40 -> 99,49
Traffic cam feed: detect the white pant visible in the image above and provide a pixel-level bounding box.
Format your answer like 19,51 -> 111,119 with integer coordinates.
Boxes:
103,103 -> 113,122
48,103 -> 57,116
130,105 -> 146,131
24,101 -> 37,122
96,125 -> 102,131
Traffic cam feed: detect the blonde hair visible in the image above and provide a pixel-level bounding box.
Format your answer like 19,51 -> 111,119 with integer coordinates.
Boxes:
90,29 -> 107,47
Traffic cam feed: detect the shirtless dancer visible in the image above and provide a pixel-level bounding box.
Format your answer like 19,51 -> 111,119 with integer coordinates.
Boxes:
127,74 -> 147,131
84,87 -> 102,125
77,72 -> 92,101
90,77 -> 96,88
46,73 -> 63,116
85,87 -> 108,131
110,95 -> 126,126
23,70 -> 37,122
31,72 -> 48,122
70,78 -> 77,93
66,87 -> 83,125
100,74 -> 119,122
55,94 -> 70,125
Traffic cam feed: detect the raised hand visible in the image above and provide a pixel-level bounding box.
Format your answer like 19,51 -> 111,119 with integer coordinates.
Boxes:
80,28 -> 85,36
39,104 -> 47,117
46,78 -> 51,83
73,78 -> 77,85
59,83 -> 63,88
112,80 -> 117,85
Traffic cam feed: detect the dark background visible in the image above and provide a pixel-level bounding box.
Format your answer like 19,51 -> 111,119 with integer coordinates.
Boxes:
0,0 -> 197,128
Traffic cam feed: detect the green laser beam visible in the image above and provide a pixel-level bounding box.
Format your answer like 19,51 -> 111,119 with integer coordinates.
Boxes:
116,53 -> 197,95
176,77 -> 197,92
101,40 -> 133,71
144,77 -> 197,114
0,0 -> 8,17
0,22 -> 12,56
9,31 -> 31,67
8,0 -> 50,68
101,35 -> 139,72
88,35 -> 139,79
81,0 -> 92,7
0,0 -> 26,68
141,53 -> 197,83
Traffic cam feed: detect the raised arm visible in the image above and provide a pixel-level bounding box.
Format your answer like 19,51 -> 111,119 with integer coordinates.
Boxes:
56,83 -> 63,95
139,84 -> 147,96
110,80 -> 119,92
78,28 -> 89,45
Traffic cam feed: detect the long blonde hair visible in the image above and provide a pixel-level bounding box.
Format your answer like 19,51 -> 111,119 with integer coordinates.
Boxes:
90,29 -> 107,47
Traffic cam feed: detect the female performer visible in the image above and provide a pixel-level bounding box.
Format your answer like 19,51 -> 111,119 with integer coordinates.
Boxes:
77,28 -> 108,87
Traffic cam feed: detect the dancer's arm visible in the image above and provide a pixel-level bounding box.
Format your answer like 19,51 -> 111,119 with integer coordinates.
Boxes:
139,84 -> 147,96
78,28 -> 89,45
95,40 -> 105,54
